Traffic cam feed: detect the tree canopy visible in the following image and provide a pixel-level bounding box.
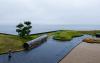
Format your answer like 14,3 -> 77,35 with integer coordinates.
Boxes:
16,21 -> 32,38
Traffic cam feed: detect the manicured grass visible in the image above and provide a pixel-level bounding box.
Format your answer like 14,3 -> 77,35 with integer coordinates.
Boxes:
0,34 -> 39,54
53,30 -> 83,41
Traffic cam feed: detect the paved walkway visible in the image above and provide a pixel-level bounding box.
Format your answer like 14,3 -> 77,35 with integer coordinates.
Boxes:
60,42 -> 100,63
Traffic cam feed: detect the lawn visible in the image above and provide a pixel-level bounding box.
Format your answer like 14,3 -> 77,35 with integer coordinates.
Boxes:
53,30 -> 83,41
53,30 -> 100,41
0,34 -> 39,54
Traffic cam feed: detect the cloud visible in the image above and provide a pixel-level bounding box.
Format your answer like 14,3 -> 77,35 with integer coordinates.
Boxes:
0,0 -> 100,25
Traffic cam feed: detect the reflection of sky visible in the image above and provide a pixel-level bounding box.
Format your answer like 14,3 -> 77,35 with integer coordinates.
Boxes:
0,0 -> 100,25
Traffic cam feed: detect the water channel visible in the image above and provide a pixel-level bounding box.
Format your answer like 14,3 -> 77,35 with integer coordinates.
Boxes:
0,35 -> 91,63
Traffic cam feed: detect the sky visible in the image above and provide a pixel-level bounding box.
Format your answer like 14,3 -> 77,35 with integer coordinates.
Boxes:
0,0 -> 100,25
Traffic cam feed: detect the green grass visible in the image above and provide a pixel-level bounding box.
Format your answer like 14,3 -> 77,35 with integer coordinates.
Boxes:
0,34 -> 39,54
53,30 -> 83,41
1,30 -> 100,54
78,30 -> 100,36
0,31 -> 57,54
53,30 -> 100,41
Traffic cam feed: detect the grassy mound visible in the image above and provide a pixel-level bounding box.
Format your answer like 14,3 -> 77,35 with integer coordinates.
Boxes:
53,30 -> 83,41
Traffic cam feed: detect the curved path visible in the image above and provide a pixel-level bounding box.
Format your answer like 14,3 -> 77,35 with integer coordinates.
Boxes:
0,35 -> 91,63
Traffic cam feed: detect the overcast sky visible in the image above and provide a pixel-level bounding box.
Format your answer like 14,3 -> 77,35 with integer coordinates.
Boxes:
0,0 -> 100,25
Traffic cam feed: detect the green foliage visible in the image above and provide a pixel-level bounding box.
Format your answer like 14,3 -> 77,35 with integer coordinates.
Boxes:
16,23 -> 24,28
16,21 -> 32,38
24,21 -> 31,25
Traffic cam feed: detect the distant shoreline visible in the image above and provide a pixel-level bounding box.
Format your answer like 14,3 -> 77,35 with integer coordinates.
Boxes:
0,29 -> 100,35
0,25 -> 100,34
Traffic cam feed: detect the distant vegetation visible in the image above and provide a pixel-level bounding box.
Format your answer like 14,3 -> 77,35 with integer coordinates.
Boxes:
78,30 -> 100,36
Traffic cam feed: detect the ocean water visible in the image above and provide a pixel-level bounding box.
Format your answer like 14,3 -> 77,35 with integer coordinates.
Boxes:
0,25 -> 100,34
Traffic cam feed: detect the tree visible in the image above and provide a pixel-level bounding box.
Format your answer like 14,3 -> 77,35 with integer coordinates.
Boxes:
16,21 -> 32,38
24,21 -> 32,36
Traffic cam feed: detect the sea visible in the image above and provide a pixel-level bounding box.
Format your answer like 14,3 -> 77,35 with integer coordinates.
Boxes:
0,24 -> 100,35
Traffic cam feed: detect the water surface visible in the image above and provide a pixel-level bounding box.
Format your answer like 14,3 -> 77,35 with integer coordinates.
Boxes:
0,35 -> 91,63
